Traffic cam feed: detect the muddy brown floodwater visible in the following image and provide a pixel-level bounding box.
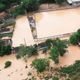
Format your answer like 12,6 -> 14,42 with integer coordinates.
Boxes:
1,8 -> 80,80
0,46 -> 80,80
12,16 -> 35,47
35,8 -> 80,39
12,8 -> 80,47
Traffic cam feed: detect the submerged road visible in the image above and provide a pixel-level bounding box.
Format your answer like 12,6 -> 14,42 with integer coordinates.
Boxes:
12,16 -> 35,47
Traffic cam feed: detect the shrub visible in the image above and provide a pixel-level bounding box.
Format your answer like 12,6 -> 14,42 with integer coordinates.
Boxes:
11,5 -> 25,17
4,61 -> 11,68
16,54 -> 21,59
50,47 -> 59,64
45,39 -> 53,49
52,76 -> 59,80
55,39 -> 67,56
69,29 -> 80,45
0,3 -> 6,12
32,58 -> 49,72
18,45 -> 38,58
21,0 -> 40,12
28,46 -> 38,57
38,0 -> 55,4
0,45 -> 12,57
60,60 -> 80,76
55,0 -> 65,5
69,33 -> 78,45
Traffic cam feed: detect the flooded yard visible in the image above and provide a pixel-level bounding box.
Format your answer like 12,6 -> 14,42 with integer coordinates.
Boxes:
35,8 -> 80,39
59,46 -> 80,66
12,8 -> 80,47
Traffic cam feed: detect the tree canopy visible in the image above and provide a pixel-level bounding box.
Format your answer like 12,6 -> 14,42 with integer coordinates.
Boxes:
50,47 -> 59,64
32,58 -> 49,72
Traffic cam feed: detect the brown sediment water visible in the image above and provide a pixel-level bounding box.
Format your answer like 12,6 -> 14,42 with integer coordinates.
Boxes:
59,46 -> 80,66
0,54 -> 28,80
35,8 -> 80,39
12,8 -> 80,47
1,8 -> 80,79
12,16 -> 35,47
0,46 -> 80,80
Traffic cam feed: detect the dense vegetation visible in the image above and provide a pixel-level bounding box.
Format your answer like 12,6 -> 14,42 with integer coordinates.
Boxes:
0,0 -> 65,16
52,77 -> 59,80
17,45 -> 38,58
70,29 -> 80,45
50,47 -> 59,64
32,58 -> 49,72
45,38 -> 68,63
60,60 -> 80,79
0,40 -> 12,56
17,38 -> 68,64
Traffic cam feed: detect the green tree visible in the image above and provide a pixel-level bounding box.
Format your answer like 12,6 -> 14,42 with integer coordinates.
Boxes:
52,76 -> 59,80
77,29 -> 80,42
50,47 -> 59,64
0,40 -> 12,56
27,46 -> 38,57
21,0 -> 40,12
17,45 -> 27,57
38,0 -> 55,4
32,58 -> 49,72
4,61 -> 11,68
18,45 -> 38,58
0,3 -> 6,12
45,39 -> 53,49
69,33 -> 78,45
55,39 -> 67,56
11,5 -> 25,17
55,0 -> 65,5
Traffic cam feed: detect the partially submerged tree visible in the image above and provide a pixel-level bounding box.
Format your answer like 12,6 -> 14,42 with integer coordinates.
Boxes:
32,58 -> 49,72
52,76 -> 59,80
0,40 -> 12,56
0,3 -> 6,12
17,45 -> 38,58
55,0 -> 65,5
70,29 -> 80,45
69,33 -> 78,45
21,0 -> 40,12
49,38 -> 67,64
55,38 -> 68,56
45,39 -> 53,49
50,47 -> 59,64
17,45 -> 27,58
4,61 -> 12,68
